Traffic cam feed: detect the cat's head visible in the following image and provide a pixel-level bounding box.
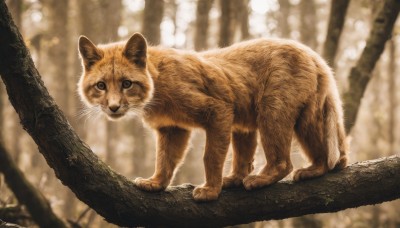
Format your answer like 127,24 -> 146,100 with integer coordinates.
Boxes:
77,33 -> 153,120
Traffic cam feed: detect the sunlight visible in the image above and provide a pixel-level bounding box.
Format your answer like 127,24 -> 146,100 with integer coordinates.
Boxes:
124,0 -> 144,12
250,0 -> 278,14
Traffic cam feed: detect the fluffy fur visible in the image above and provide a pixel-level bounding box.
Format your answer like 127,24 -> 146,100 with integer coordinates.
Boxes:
78,33 -> 348,202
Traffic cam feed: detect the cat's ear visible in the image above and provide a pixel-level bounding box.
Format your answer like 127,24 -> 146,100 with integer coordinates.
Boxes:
123,33 -> 147,67
78,36 -> 103,70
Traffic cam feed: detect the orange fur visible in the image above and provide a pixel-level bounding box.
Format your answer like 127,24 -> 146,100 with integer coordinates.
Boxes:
78,33 -> 348,202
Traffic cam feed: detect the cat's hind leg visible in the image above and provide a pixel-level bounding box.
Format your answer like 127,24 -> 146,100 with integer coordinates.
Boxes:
293,93 -> 347,181
243,95 -> 295,190
222,131 -> 257,188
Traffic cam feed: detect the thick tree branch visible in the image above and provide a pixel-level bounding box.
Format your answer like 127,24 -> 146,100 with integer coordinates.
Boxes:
0,143 -> 67,228
343,0 -> 400,133
0,1 -> 399,227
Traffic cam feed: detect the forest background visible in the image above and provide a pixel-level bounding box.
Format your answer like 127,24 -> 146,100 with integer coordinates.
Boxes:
0,0 -> 399,227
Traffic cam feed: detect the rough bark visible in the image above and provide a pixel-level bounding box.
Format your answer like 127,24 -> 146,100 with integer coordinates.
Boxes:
194,0 -> 213,51
1,1 -> 400,227
0,143 -> 67,228
142,0 -> 164,45
322,0 -> 350,67
299,0 -> 317,49
343,0 -> 400,133
219,0 -> 236,47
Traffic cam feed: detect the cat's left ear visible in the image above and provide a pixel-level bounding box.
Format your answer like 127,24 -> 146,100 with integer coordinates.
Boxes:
123,33 -> 147,67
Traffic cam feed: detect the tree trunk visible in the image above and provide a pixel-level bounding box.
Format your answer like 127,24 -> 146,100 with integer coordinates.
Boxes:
388,39 -> 396,154
194,0 -> 213,51
238,0 -> 250,41
219,0 -> 236,47
0,143 -> 67,228
98,0 -> 122,42
142,0 -> 164,45
1,2 -> 400,227
322,0 -> 350,67
129,118 -> 150,177
277,0 -> 291,38
299,0 -> 317,49
343,0 -> 400,133
41,0 -> 70,112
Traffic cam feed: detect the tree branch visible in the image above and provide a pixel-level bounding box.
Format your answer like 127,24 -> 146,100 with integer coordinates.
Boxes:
0,142 -> 67,228
0,1 -> 399,227
343,0 -> 400,133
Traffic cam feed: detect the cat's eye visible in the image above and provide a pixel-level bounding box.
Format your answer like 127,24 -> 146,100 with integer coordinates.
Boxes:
122,80 -> 133,89
96,81 -> 106,90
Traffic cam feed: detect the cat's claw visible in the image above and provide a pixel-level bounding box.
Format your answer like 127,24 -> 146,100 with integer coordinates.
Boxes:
134,177 -> 166,192
192,186 -> 220,202
243,174 -> 275,190
222,175 -> 244,188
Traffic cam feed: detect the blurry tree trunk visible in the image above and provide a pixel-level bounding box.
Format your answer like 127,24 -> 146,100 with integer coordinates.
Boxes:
41,0 -> 70,111
219,0 -> 236,47
1,3 -> 400,226
388,39 -> 396,154
142,0 -> 164,45
165,0 -> 178,47
129,119 -> 150,177
98,0 -> 122,42
277,0 -> 291,38
292,216 -> 322,228
343,0 -> 400,133
299,0 -> 317,49
238,0 -> 250,40
322,0 -> 350,67
77,0 -> 100,42
0,143 -> 67,228
194,0 -> 213,51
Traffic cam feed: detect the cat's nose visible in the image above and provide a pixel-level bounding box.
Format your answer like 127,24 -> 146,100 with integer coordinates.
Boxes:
109,105 -> 120,113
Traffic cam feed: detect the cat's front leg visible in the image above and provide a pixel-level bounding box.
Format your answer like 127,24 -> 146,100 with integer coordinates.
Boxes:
193,125 -> 231,202
134,126 -> 191,192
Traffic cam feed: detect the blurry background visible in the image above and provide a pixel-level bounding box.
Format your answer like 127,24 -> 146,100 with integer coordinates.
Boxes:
0,0 -> 399,227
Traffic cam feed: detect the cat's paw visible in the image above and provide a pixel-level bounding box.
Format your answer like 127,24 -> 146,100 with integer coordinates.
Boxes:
222,175 -> 244,188
134,177 -> 166,192
192,186 -> 220,202
243,174 -> 275,190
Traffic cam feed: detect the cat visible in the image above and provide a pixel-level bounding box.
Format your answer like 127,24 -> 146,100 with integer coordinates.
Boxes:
78,33 -> 348,202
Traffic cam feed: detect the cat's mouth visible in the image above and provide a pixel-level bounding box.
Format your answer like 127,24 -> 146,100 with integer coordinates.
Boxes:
107,113 -> 125,120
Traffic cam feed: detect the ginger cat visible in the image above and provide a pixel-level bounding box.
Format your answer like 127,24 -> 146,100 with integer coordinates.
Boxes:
78,33 -> 348,202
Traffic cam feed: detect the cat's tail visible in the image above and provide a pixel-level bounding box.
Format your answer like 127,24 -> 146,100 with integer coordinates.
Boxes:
325,90 -> 348,170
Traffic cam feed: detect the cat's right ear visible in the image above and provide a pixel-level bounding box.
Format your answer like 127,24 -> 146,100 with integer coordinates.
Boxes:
123,33 -> 147,67
78,36 -> 103,70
